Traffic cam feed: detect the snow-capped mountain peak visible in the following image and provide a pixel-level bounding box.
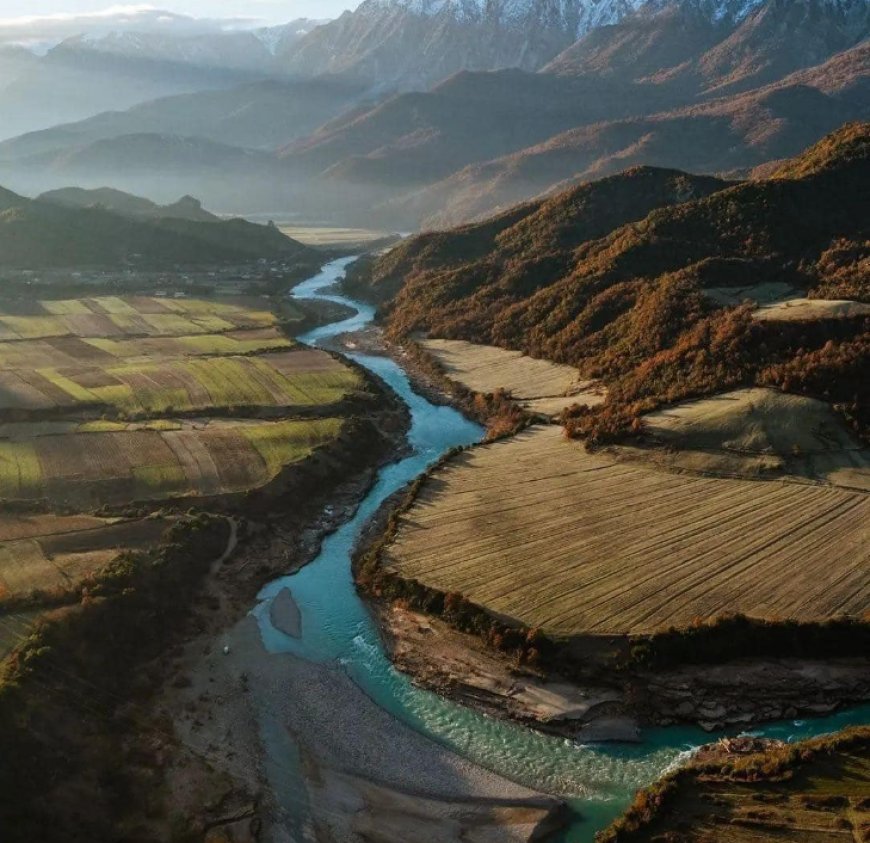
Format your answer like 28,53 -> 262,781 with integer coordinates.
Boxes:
357,0 -> 770,36
252,19 -> 327,57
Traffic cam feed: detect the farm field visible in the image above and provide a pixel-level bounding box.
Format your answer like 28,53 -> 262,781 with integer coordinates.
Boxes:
279,225 -> 393,248
0,514 -> 178,665
0,327 -> 293,370
0,417 -> 344,508
754,297 -> 870,322
0,515 -> 170,603
0,296 -> 361,418
0,296 -> 277,341
0,288 -> 360,684
620,388 -> 870,490
702,284 -> 870,322
0,348 -> 361,416
418,338 -> 605,416
0,295 -> 360,510
383,426 -> 870,638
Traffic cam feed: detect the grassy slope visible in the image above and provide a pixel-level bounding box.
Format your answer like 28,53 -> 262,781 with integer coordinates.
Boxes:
598,727 -> 870,842
362,124 -> 869,442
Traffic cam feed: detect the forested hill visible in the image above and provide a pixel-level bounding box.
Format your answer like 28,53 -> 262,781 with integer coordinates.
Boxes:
355,123 -> 869,441
0,188 -> 312,269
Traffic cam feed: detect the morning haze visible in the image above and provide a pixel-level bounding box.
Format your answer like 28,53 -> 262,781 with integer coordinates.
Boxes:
0,1 -> 867,841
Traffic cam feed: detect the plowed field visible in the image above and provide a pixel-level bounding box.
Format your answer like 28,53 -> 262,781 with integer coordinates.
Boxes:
384,427 -> 870,637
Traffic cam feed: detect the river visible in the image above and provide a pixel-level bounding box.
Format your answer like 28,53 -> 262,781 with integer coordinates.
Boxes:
253,256 -> 870,841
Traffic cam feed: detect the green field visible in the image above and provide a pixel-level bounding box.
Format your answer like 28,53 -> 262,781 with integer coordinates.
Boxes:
0,296 -> 275,341
0,293 -> 359,652
0,296 -> 360,507
0,418 -> 343,508
0,297 -> 360,417
8,351 -> 360,416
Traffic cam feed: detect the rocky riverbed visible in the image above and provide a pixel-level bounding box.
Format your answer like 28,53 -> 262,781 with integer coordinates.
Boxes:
378,604 -> 870,739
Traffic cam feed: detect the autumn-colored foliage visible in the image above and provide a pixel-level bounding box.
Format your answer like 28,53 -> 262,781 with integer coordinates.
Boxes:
357,124 -> 869,445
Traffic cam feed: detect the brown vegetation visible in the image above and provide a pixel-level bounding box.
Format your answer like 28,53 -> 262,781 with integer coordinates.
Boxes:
358,125 -> 870,445
0,514 -> 232,842
596,726 -> 870,842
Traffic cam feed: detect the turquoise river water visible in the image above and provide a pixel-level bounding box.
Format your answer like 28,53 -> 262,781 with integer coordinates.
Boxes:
253,257 -> 870,841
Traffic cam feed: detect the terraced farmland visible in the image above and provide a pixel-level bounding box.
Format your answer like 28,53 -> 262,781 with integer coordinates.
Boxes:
419,338 -> 605,416
0,418 -> 343,507
384,426 -> 870,637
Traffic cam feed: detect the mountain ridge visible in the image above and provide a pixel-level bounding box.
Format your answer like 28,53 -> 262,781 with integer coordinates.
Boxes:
0,186 -> 312,269
355,123 -> 869,441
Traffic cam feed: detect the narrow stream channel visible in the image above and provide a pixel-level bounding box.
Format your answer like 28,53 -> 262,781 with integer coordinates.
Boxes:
254,257 -> 870,841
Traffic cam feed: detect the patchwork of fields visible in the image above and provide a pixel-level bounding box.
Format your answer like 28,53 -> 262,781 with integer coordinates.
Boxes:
0,296 -> 276,340
384,426 -> 870,637
0,297 -> 360,417
0,417 -> 343,507
0,293 -> 363,664
0,349 -> 359,416
0,294 -> 360,508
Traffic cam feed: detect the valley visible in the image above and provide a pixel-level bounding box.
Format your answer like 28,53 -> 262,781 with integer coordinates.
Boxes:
1,247 -> 867,842
343,125 -> 868,838
0,3 -> 867,842
0,270 -> 409,842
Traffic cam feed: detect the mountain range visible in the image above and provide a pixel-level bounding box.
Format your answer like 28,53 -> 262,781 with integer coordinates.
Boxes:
281,0 -> 868,90
353,122 -> 869,436
0,186 -> 310,269
0,18 -> 325,140
0,0 -> 865,224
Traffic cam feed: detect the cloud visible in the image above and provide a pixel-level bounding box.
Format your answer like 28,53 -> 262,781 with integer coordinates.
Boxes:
0,5 -> 257,48
0,5 -> 163,28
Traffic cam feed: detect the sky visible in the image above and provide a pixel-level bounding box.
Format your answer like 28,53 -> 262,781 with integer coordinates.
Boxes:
0,2 -> 358,26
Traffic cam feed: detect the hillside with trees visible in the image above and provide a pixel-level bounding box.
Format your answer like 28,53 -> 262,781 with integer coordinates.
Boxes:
0,187 -> 313,268
355,123 -> 869,443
